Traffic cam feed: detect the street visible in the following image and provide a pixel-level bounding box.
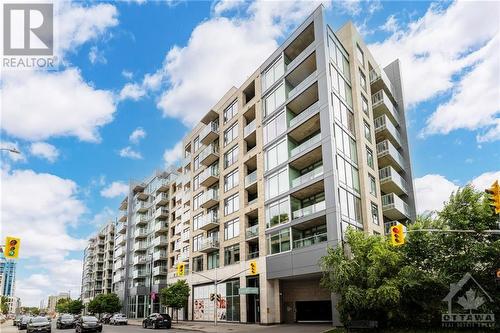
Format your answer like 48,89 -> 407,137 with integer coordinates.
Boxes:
0,322 -> 191,333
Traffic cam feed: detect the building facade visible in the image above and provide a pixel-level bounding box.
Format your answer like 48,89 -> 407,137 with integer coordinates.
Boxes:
113,6 -> 415,324
47,293 -> 70,313
81,222 -> 115,308
0,252 -> 16,297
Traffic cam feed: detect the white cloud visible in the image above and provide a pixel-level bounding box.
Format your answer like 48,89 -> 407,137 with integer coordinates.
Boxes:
1,69 -> 116,142
381,14 -> 398,33
470,171 -> 500,191
29,142 -> 60,163
119,146 -> 142,159
122,70 -> 134,80
118,83 -> 146,101
414,174 -> 459,214
369,1 -> 500,141
0,141 -> 26,163
213,0 -> 245,15
163,141 -> 183,167
88,206 -> 116,226
100,181 -> 129,198
129,127 -> 147,144
88,46 -> 107,64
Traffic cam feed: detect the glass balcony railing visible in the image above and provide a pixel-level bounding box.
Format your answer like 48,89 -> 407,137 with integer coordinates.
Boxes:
292,200 -> 326,219
377,140 -> 406,170
244,119 -> 256,137
372,89 -> 399,124
290,133 -> 321,157
245,170 -> 257,186
291,165 -> 323,188
246,224 -> 258,239
289,101 -> 319,128
374,115 -> 402,146
199,237 -> 219,251
379,166 -> 409,194
288,70 -> 317,98
293,232 -> 327,249
382,193 -> 410,218
200,121 -> 219,142
369,68 -> 396,97
247,251 -> 259,260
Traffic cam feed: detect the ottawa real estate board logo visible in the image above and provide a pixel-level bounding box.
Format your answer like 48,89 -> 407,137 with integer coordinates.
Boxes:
2,3 -> 57,69
442,272 -> 496,328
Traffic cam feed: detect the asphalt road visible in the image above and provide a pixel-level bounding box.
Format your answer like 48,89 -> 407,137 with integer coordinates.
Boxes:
1,322 -> 197,333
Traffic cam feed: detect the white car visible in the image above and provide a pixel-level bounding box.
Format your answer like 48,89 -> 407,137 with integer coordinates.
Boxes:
109,314 -> 127,325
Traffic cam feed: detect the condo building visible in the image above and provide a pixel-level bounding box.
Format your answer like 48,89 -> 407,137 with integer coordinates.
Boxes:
81,222 -> 115,308
0,252 -> 16,297
112,6 -> 415,324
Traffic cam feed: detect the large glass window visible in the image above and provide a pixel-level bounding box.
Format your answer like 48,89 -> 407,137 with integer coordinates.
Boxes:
193,234 -> 203,252
224,145 -> 239,168
263,57 -> 285,91
361,95 -> 369,116
337,156 -> 360,193
224,123 -> 238,146
263,111 -> 287,144
224,100 -> 238,123
207,251 -> 219,270
194,155 -> 200,171
369,174 -> 377,196
224,244 -> 240,266
266,228 -> 291,255
265,167 -> 289,200
371,202 -> 379,225
193,255 -> 203,272
332,94 -> 354,135
264,138 -> 287,171
338,187 -> 362,224
224,194 -> 239,216
264,83 -> 286,116
224,218 -> 240,240
193,175 -> 200,191
364,121 -> 371,142
266,197 -> 289,228
356,44 -> 364,66
225,280 -> 241,322
193,213 -> 203,230
193,136 -> 200,152
193,193 -> 203,210
360,69 -> 366,92
367,147 -> 374,169
334,125 -> 358,164
224,169 -> 239,192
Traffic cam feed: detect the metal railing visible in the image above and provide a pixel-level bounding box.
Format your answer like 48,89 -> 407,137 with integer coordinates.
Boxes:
379,166 -> 409,194
244,119 -> 256,137
374,115 -> 402,145
376,140 -> 406,168
382,193 -> 410,217
290,133 -> 321,157
291,165 -> 323,188
247,251 -> 259,260
288,70 -> 317,98
289,101 -> 319,128
292,200 -> 326,219
200,237 -> 219,251
246,224 -> 259,238
293,232 -> 327,249
245,170 -> 257,186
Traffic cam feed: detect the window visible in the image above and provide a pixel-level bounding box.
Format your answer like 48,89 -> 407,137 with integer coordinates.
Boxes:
356,44 -> 364,66
224,244 -> 240,266
334,125 -> 358,164
193,175 -> 200,191
224,194 -> 239,216
193,255 -> 203,272
366,147 -> 374,169
361,95 -> 369,116
194,155 -> 200,171
337,156 -> 360,193
266,197 -> 289,228
193,234 -> 203,252
224,145 -> 239,168
369,174 -> 377,196
224,169 -> 239,192
193,213 -> 203,230
266,228 -> 290,255
224,123 -> 238,146
330,64 -> 339,92
338,188 -> 362,223
224,101 -> 238,123
371,202 -> 379,225
359,69 -> 366,91
265,167 -> 289,200
193,136 -> 200,152
207,251 -> 219,270
263,57 -> 285,91
264,83 -> 285,116
364,121 -> 371,142
264,138 -> 287,171
224,218 -> 240,240
263,111 -> 286,144
193,192 -> 203,210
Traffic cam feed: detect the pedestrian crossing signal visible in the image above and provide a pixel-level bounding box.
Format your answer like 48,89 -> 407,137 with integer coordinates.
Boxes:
390,224 -> 405,246
177,263 -> 185,276
4,237 -> 20,259
249,260 -> 258,275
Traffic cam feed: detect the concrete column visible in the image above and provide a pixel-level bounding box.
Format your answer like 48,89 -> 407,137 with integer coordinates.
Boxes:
239,276 -> 247,322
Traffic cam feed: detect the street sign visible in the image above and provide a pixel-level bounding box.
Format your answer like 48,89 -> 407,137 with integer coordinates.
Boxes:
239,287 -> 259,295
5,236 -> 21,259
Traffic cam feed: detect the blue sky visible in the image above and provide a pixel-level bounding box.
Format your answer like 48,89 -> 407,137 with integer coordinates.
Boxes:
1,0 -> 498,306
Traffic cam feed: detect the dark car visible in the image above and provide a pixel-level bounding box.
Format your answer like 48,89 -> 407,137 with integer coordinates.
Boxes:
75,316 -> 102,333
56,314 -> 75,329
27,317 -> 51,333
14,315 -> 23,326
142,313 -> 171,329
18,316 -> 31,330
99,314 -> 112,324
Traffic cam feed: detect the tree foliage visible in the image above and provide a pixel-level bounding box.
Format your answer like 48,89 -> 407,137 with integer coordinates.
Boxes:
1,296 -> 9,314
160,280 -> 190,322
321,185 -> 500,328
56,299 -> 84,315
87,293 -> 121,318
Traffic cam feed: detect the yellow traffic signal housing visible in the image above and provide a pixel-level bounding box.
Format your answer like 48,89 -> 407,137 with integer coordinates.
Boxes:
390,224 -> 405,246
177,263 -> 185,276
249,260 -> 258,275
4,237 -> 20,259
485,180 -> 500,214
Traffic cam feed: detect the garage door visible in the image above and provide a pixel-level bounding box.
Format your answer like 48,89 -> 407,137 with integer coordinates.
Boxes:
295,300 -> 332,322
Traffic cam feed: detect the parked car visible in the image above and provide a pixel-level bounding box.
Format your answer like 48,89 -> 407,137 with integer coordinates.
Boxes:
109,314 -> 127,325
142,313 -> 171,329
27,317 -> 51,333
98,314 -> 110,324
14,315 -> 24,326
75,316 -> 102,333
18,316 -> 31,330
56,314 -> 76,329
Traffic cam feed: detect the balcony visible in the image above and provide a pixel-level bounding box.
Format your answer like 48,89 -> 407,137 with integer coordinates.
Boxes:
200,188 -> 219,209
182,191 -> 191,205
379,166 -> 409,196
156,179 -> 169,193
112,273 -> 123,284
115,247 -> 125,258
181,231 -> 190,242
153,266 -> 168,276
154,207 -> 169,220
247,251 -> 259,260
117,223 -> 127,234
133,255 -> 147,265
200,143 -> 219,166
288,101 -> 319,129
135,201 -> 148,213
245,225 -> 258,239
134,228 -> 148,239
291,165 -> 323,188
293,232 -> 327,249
198,212 -> 219,231
132,182 -> 146,193
181,212 -> 190,224
153,220 -> 168,234
153,250 -> 168,261
153,235 -> 168,248
377,140 -> 406,172
284,23 -> 314,71
155,193 -> 169,206
118,213 -> 127,223
134,191 -> 148,201
244,119 -> 256,138
370,68 -> 396,101
115,234 -> 126,246
200,121 -> 219,145
199,237 -> 219,253
132,269 -> 147,279
382,193 -> 410,220
174,224 -> 183,236
179,251 -> 190,262
292,200 -> 326,220
119,197 -> 128,210
133,242 -> 148,252
135,214 -> 148,225
288,70 -> 317,99
375,115 -> 402,148
372,89 -> 399,126
181,155 -> 191,168
245,170 -> 257,188
290,133 -> 321,158
200,165 -> 219,187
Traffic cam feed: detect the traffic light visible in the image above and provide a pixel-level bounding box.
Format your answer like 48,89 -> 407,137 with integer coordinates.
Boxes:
249,260 -> 258,275
390,224 -> 405,246
177,263 -> 185,276
4,237 -> 20,259
485,180 -> 500,214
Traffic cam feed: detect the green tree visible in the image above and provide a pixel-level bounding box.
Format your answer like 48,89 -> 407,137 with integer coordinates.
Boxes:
87,294 -> 121,318
160,280 -> 190,323
31,308 -> 40,316
66,300 -> 84,315
1,296 -> 10,315
56,298 -> 69,313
